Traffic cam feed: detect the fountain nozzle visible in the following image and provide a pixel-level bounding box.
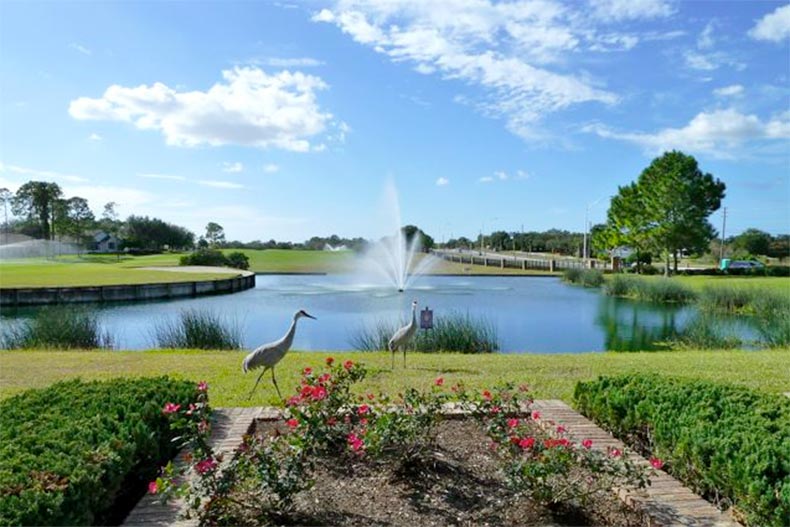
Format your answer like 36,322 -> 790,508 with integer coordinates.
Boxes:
398,288 -> 404,293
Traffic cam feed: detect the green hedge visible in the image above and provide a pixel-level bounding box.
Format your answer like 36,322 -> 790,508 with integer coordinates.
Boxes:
573,374 -> 790,526
0,377 -> 200,526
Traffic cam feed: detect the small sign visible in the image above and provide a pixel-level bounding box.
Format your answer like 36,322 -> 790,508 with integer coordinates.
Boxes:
420,307 -> 433,330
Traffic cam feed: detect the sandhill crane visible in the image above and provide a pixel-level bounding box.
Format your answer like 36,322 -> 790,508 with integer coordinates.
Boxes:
388,300 -> 418,369
243,309 -> 316,399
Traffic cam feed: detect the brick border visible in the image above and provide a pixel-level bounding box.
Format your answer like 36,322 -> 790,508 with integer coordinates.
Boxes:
123,402 -> 740,527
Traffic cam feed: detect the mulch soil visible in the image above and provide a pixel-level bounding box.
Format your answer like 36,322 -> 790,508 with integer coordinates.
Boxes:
248,419 -> 647,527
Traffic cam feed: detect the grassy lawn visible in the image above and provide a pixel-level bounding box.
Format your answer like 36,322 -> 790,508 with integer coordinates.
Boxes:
618,274 -> 790,294
1,349 -> 787,407
0,261 -> 234,288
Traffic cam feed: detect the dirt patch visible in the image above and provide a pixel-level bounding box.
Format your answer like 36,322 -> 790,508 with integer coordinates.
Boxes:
247,419 -> 646,527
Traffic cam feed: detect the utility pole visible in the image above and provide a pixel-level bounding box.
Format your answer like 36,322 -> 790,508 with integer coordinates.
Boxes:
719,207 -> 727,263
582,205 -> 589,267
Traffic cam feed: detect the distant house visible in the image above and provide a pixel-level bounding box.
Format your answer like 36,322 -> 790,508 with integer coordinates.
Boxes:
92,231 -> 121,252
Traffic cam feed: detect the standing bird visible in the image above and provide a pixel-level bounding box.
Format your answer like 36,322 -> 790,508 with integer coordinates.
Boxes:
388,300 -> 418,369
243,309 -> 316,399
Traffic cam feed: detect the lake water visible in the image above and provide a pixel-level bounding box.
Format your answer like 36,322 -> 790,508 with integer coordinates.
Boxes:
1,275 -> 755,352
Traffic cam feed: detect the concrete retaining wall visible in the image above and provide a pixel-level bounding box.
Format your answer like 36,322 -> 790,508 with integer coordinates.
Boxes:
0,273 -> 255,307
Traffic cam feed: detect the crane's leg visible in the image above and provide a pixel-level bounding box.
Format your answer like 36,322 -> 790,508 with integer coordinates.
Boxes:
403,347 -> 407,369
248,367 -> 268,400
390,345 -> 395,370
271,367 -> 282,399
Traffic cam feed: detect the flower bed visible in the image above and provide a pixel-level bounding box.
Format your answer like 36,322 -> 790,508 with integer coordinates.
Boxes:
574,374 -> 790,527
153,361 -> 658,526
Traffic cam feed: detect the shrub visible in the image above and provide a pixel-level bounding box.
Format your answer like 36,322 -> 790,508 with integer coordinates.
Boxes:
179,248 -> 228,267
152,308 -> 242,349
562,268 -> 604,287
350,312 -> 499,353
574,374 -> 790,526
0,377 -> 202,526
225,251 -> 250,270
1,307 -> 113,350
604,276 -> 696,304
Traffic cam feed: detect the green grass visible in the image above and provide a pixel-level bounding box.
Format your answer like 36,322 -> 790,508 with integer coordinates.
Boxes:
1,349 -> 787,407
0,261 -> 233,288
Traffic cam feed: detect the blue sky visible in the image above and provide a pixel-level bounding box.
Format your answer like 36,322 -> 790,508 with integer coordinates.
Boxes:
1,0 -> 788,242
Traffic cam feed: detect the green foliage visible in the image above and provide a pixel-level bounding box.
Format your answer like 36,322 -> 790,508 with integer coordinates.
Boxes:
11,181 -> 63,240
601,151 -> 725,274
731,228 -> 772,257
152,309 -> 242,350
0,377 -> 201,526
574,374 -> 790,527
604,276 -> 696,303
670,314 -> 741,350
225,251 -> 250,270
123,215 -> 194,251
1,307 -> 113,350
179,248 -> 228,267
351,312 -> 499,353
562,268 -> 604,287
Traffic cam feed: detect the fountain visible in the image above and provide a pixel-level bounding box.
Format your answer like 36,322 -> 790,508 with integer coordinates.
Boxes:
356,181 -> 438,292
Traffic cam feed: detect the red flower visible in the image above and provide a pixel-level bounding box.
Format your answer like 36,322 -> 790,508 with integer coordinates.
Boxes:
286,418 -> 299,429
197,381 -> 208,392
326,357 -> 335,366
360,418 -> 368,426
482,390 -> 492,400
650,457 -> 664,470
344,360 -> 354,370
326,417 -> 337,426
163,402 -> 181,414
519,437 -> 535,449
186,403 -> 196,416
148,481 -> 158,494
582,439 -> 593,449
311,385 -> 327,401
347,433 -> 364,451
609,447 -> 622,458
195,458 -> 217,475
300,385 -> 313,397
435,377 -> 444,386
531,411 -> 541,420
358,404 -> 370,415
556,425 -> 567,434
286,395 -> 302,407
303,367 -> 313,376
366,393 -> 375,400
318,373 -> 331,384
490,405 -> 501,414
507,418 -> 519,428
509,436 -> 520,445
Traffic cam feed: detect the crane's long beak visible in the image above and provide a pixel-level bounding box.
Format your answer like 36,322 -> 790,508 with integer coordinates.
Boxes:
304,312 -> 317,320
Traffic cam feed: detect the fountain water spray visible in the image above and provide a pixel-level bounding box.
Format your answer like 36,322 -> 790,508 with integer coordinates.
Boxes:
357,181 -> 437,292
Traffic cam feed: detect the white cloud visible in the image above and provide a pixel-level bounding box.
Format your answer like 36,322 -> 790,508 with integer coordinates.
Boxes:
198,180 -> 245,189
88,133 -> 102,141
137,173 -> 186,181
222,161 -> 244,173
479,176 -> 494,183
589,0 -> 675,22
494,170 -> 508,181
69,66 -> 334,152
263,163 -> 280,173
684,51 -> 717,71
697,21 -> 715,49
69,42 -> 91,55
713,84 -> 744,98
313,1 -> 619,141
435,177 -> 449,186
585,108 -> 790,158
0,163 -> 88,183
749,4 -> 790,42
515,169 -> 531,180
261,57 -> 325,67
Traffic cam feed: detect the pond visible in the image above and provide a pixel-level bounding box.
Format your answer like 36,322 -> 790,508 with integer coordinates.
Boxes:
1,275 -> 756,352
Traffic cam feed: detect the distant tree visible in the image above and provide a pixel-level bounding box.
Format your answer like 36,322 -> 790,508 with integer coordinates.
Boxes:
732,228 -> 772,257
487,230 -> 512,251
99,202 -> 122,239
768,235 -> 790,260
401,225 -> 434,251
123,215 -> 194,251
54,197 -> 95,246
601,151 -> 725,275
12,181 -> 63,240
205,222 -> 226,247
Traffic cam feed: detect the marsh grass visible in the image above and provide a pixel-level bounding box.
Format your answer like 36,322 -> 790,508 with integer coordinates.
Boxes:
1,307 -> 113,349
351,312 -> 499,353
562,268 -> 604,287
152,308 -> 242,350
670,315 -> 742,350
605,275 -> 696,304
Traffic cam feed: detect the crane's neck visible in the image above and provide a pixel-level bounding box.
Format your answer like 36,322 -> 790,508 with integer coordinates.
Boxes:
410,305 -> 417,325
283,317 -> 299,348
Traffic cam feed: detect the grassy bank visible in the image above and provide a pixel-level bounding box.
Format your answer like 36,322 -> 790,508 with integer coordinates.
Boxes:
1,349 -> 787,407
